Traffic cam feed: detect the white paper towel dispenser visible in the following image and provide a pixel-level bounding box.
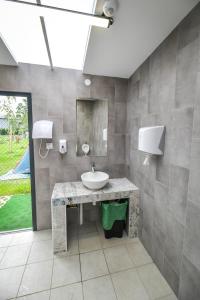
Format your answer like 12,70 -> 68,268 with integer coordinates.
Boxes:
138,126 -> 165,155
138,126 -> 165,161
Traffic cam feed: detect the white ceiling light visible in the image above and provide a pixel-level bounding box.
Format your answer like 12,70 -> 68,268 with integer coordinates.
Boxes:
3,0 -> 113,28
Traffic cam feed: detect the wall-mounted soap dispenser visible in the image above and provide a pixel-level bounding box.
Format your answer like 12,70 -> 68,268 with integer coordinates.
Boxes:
59,139 -> 67,155
138,126 -> 165,165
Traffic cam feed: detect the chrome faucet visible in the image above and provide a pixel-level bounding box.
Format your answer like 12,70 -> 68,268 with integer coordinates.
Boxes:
91,162 -> 95,173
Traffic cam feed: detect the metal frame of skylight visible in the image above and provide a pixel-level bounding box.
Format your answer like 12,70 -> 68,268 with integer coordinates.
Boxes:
4,0 -> 113,27
36,0 -> 53,70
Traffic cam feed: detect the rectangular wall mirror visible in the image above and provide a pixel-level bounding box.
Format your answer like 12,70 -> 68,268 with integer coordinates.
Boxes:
76,98 -> 108,156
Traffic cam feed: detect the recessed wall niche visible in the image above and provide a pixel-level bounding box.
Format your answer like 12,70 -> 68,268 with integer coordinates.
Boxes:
76,98 -> 108,156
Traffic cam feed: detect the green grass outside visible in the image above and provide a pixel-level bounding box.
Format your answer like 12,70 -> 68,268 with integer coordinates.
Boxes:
0,179 -> 31,196
0,194 -> 32,231
0,135 -> 28,175
0,135 -> 31,196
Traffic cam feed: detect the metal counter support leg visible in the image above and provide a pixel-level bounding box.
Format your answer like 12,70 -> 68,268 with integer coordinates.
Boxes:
52,204 -> 67,253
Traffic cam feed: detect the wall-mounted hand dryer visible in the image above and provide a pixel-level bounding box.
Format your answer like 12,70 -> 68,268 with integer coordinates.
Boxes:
32,120 -> 53,159
138,126 -> 165,155
32,120 -> 53,139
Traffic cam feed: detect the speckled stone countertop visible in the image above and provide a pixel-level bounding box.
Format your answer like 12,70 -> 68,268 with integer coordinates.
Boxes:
51,178 -> 140,253
51,177 -> 139,206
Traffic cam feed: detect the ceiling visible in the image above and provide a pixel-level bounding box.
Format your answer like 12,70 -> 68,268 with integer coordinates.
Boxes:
83,0 -> 199,78
0,34 -> 17,66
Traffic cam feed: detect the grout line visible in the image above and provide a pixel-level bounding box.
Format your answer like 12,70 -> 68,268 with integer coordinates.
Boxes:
15,289 -> 50,299
77,229 -> 85,300
16,241 -> 33,298
102,247 -> 119,300
17,281 -> 85,299
0,246 -> 8,265
49,253 -> 55,300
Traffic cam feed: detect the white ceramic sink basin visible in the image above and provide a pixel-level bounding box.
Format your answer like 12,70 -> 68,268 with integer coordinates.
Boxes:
81,171 -> 109,190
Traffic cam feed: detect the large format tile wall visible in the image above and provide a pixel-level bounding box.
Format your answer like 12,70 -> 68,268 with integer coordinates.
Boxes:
0,63 -> 127,229
125,4 -> 200,300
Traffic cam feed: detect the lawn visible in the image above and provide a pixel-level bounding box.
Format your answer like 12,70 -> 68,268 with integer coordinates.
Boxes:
0,135 -> 28,175
0,135 -> 31,196
0,194 -> 32,231
0,179 -> 30,196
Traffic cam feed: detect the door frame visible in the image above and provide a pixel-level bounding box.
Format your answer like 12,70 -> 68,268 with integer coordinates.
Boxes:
0,91 -> 37,231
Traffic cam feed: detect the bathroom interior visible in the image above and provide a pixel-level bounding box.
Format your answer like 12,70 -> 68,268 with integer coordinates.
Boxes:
0,0 -> 200,299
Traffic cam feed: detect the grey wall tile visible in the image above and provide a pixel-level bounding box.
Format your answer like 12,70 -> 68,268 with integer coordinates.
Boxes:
169,107 -> 193,169
188,139 -> 200,206
169,165 -> 189,226
183,201 -> 200,272
164,213 -> 184,275
163,256 -> 179,296
142,193 -> 154,235
154,182 -> 168,233
192,73 -> 200,138
35,168 -> 50,202
0,63 -> 128,230
179,256 -> 200,300
151,225 -> 165,272
175,40 -> 199,108
126,3 -> 200,299
36,200 -> 52,230
115,102 -> 126,134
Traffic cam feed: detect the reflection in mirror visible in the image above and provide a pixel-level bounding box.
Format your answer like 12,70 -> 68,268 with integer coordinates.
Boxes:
76,98 -> 108,156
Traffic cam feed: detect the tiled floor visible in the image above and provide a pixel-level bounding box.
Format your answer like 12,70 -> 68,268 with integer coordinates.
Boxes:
0,223 -> 177,300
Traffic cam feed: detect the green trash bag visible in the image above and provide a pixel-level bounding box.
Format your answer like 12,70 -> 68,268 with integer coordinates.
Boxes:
101,200 -> 128,230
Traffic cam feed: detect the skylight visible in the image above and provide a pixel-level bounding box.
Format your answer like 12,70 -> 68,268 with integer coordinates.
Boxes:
0,0 -> 97,70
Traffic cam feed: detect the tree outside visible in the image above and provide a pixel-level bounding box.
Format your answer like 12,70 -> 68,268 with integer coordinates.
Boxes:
0,96 -> 28,152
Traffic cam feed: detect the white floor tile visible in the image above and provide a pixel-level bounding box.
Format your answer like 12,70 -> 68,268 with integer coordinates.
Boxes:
0,228 -> 177,300
137,263 -> 172,300
0,265 -> 25,300
10,231 -> 35,246
80,250 -> 109,281
104,245 -> 134,273
52,255 -> 81,288
0,244 -> 31,269
18,260 -> 53,296
28,240 -> 53,263
83,275 -> 117,300
112,268 -> 150,300
159,295 -> 178,300
17,290 -> 50,299
32,230 -> 52,242
126,239 -> 152,267
50,282 -> 83,300
0,233 -> 13,247
79,232 -> 102,253
0,247 -> 7,262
